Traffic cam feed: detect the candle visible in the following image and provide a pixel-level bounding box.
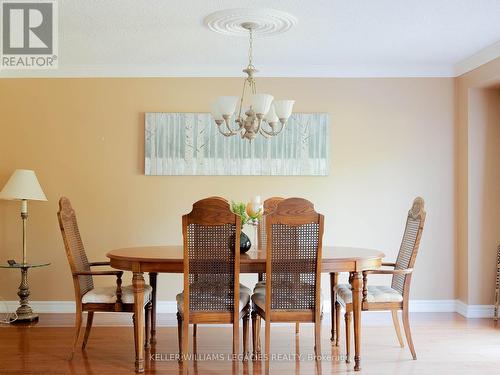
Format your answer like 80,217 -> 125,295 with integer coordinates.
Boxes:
252,196 -> 261,206
251,196 -> 262,215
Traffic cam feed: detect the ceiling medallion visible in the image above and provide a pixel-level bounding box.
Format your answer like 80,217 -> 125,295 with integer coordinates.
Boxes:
204,8 -> 297,37
204,9 -> 297,141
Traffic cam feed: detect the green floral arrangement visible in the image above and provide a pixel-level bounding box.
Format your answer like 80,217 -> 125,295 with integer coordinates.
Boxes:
230,201 -> 262,228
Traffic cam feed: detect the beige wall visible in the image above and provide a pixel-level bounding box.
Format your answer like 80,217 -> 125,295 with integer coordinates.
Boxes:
456,58 -> 500,305
0,77 -> 455,302
468,88 -> 500,305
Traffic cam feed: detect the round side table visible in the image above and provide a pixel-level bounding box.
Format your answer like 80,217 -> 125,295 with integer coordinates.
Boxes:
0,262 -> 50,322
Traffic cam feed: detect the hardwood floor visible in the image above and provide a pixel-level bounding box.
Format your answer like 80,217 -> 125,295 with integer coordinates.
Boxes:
0,313 -> 499,374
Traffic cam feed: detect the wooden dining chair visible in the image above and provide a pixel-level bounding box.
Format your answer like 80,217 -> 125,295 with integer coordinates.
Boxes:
255,196 -> 303,334
333,197 -> 426,361
257,197 -> 284,251
251,198 -> 324,359
57,197 -> 153,358
177,197 -> 251,360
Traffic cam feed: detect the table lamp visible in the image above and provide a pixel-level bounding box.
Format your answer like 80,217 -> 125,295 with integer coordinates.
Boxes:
0,169 -> 47,322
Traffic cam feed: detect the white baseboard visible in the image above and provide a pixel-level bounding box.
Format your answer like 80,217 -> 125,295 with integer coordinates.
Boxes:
321,299 -> 457,313
408,299 -> 457,313
0,300 -> 178,314
0,299 -> 494,318
156,301 -> 177,313
455,300 -> 496,318
1,300 -> 76,313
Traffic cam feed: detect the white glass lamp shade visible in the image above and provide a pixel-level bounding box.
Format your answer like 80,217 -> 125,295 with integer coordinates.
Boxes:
250,94 -> 274,115
215,96 -> 239,117
274,100 -> 295,120
211,103 -> 224,121
264,104 -> 279,123
0,169 -> 47,201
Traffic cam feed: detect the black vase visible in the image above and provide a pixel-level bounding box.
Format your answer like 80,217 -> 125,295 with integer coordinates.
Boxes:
240,232 -> 252,253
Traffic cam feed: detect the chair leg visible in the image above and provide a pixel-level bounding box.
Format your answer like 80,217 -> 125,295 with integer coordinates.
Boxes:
345,311 -> 351,364
334,301 -> 341,346
256,314 -> 262,354
330,272 -> 338,343
177,312 -> 183,359
82,311 -> 94,350
233,317 -> 239,356
243,313 -> 249,357
295,322 -> 300,334
70,308 -> 83,359
265,319 -> 271,362
145,303 -> 152,348
391,310 -> 404,348
182,315 -> 189,362
193,324 -> 197,337
314,319 -> 321,357
251,311 -> 258,356
149,272 -> 157,343
402,305 -> 417,360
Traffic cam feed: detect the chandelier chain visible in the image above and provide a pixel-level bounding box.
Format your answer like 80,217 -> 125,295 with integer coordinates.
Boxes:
247,27 -> 254,69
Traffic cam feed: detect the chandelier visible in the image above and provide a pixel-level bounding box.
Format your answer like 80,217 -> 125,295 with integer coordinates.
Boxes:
211,22 -> 295,140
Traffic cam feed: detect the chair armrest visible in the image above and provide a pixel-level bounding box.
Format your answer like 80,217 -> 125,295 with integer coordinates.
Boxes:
89,261 -> 111,267
74,270 -> 123,276
363,268 -> 413,275
381,262 -> 396,267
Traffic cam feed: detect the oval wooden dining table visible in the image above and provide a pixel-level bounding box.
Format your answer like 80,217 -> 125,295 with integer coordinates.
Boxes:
107,245 -> 384,373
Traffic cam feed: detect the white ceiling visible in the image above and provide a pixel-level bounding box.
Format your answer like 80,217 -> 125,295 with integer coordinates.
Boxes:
2,0 -> 500,78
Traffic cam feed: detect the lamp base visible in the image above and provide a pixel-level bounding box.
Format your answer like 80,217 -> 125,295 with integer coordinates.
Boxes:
12,311 -> 39,323
12,266 -> 39,323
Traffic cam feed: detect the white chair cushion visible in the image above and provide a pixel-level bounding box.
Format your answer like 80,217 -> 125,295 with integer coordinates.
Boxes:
82,284 -> 152,304
335,284 -> 403,304
176,283 -> 251,313
253,281 -> 266,292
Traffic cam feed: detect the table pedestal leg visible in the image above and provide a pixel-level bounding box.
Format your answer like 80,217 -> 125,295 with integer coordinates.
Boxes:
133,272 -> 145,373
351,272 -> 362,371
15,267 -> 38,322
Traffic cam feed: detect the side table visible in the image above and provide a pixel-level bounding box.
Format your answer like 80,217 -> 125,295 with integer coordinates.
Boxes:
0,262 -> 50,322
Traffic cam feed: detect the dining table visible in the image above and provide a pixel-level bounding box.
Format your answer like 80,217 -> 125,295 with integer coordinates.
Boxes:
107,245 -> 385,373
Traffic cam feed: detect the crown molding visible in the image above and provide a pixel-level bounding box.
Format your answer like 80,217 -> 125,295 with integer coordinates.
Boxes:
454,40 -> 500,76
0,63 -> 455,78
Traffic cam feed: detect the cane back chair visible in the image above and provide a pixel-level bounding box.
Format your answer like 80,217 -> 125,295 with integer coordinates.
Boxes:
57,197 -> 152,358
251,198 -> 324,359
333,197 -> 426,361
256,196 -> 304,334
177,197 -> 251,360
257,197 -> 285,251
494,245 -> 500,321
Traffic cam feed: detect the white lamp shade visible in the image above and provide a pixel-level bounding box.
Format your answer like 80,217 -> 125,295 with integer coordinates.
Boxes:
273,100 -> 295,120
251,94 -> 274,115
264,104 -> 279,123
216,96 -> 239,117
0,169 -> 47,201
211,103 -> 223,121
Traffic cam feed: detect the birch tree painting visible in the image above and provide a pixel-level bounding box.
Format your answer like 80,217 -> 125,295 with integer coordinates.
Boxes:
145,112 -> 329,176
